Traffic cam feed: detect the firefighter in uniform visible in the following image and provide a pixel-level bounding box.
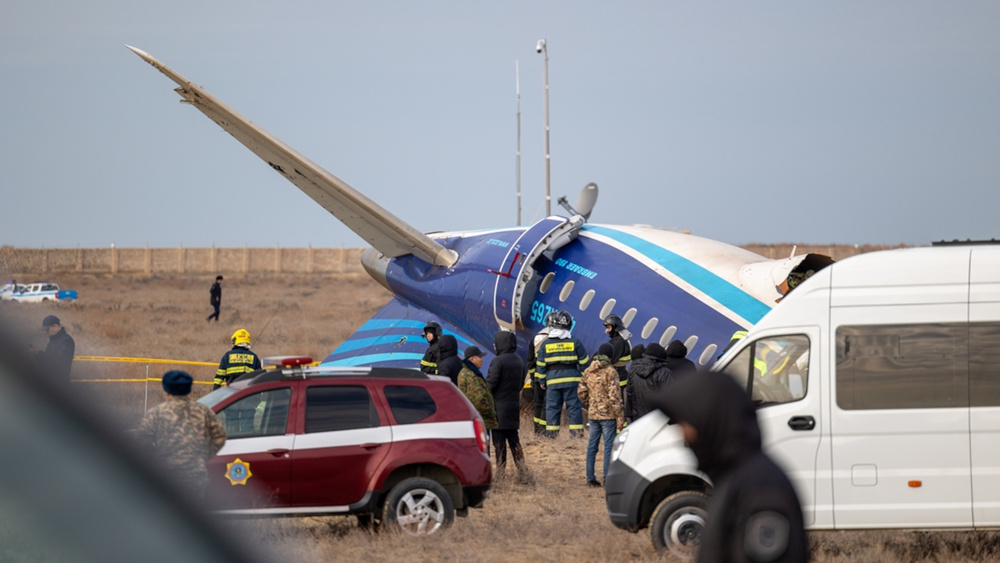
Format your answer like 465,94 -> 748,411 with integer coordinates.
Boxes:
526,323 -> 552,435
602,314 -> 632,394
213,329 -> 262,389
419,321 -> 442,375
536,310 -> 589,438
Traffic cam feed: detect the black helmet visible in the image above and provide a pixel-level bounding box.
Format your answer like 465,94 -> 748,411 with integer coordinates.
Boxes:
423,321 -> 441,336
544,311 -> 560,328
549,310 -> 573,329
603,314 -> 624,332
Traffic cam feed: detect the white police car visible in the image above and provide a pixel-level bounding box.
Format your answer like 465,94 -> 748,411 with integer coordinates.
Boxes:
3,282 -> 77,302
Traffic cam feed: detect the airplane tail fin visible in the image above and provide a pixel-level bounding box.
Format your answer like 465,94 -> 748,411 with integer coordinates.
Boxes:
126,45 -> 457,268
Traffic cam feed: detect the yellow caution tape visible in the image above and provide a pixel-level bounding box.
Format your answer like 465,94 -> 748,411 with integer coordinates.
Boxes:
74,378 -> 215,385
75,356 -> 216,367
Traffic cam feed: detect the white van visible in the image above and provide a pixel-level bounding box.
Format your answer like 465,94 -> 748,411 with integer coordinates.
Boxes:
604,243 -> 1000,555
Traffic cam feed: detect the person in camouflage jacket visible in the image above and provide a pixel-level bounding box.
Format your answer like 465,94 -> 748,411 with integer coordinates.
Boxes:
457,346 -> 498,429
578,343 -> 624,487
137,370 -> 227,497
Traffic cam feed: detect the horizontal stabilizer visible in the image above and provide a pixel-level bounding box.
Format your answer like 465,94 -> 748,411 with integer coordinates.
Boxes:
321,297 -> 485,368
126,45 -> 457,268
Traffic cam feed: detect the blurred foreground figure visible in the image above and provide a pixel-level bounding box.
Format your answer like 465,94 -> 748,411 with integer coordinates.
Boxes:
36,314 -> 75,383
655,372 -> 807,563
137,371 -> 227,497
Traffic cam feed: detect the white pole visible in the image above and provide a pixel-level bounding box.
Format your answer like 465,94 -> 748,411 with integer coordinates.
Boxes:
537,39 -> 551,217
516,60 -> 522,226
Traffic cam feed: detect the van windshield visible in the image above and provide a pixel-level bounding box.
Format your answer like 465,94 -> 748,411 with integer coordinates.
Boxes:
718,334 -> 810,407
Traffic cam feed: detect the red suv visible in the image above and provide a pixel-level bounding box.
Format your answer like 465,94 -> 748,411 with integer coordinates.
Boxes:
197,358 -> 492,535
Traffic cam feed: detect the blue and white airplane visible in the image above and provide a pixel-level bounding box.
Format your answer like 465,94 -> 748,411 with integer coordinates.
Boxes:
128,46 -> 833,369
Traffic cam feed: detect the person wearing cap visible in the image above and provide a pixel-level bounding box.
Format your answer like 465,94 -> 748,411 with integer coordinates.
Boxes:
625,342 -> 674,422
206,275 -> 223,322
487,330 -> 530,480
456,345 -> 498,431
653,372 -> 806,563
136,370 -> 227,497
36,315 -> 75,383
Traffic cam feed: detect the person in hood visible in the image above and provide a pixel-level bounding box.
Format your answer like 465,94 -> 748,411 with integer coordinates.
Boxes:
625,342 -> 674,422
578,343 -> 624,487
487,330 -> 529,479
419,321 -> 442,374
653,372 -> 807,563
664,339 -> 698,378
435,334 -> 462,384
457,346 -> 498,430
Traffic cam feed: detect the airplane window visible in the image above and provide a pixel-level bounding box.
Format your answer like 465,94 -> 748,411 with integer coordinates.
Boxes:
622,308 -> 638,327
684,335 -> 699,351
599,299 -> 616,320
539,272 -> 555,294
698,343 -> 718,365
659,326 -> 677,347
579,289 -> 596,311
641,318 -> 659,339
559,280 -> 575,302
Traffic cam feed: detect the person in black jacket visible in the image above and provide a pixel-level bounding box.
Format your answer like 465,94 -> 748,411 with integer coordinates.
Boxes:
206,275 -> 223,322
419,321 -> 442,375
624,342 -> 674,422
664,339 -> 698,379
602,314 -> 632,393
36,315 -> 75,384
487,330 -> 529,480
435,334 -> 462,385
653,372 -> 807,563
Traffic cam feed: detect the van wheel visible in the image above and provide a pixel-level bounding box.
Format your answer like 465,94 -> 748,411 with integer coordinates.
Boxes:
651,491 -> 709,558
383,477 -> 454,536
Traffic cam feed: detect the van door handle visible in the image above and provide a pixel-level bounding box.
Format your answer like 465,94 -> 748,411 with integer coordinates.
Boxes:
788,416 -> 815,431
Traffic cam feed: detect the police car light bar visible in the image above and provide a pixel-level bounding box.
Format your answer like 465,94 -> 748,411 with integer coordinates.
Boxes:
263,356 -> 314,368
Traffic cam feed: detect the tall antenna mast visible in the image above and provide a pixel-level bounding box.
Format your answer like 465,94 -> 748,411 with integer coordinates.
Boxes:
515,60 -> 522,226
536,39 -> 551,216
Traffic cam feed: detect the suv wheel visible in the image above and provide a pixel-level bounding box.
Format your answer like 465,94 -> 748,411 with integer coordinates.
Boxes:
651,491 -> 709,558
383,477 -> 454,535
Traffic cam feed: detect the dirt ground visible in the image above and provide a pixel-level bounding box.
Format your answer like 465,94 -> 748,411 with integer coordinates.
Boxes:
2,273 -> 998,562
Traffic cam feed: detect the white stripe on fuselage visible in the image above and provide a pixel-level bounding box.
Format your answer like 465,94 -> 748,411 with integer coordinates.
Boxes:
578,227 -> 765,328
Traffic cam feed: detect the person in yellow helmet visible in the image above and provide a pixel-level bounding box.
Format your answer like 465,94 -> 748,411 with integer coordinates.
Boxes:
213,329 -> 262,389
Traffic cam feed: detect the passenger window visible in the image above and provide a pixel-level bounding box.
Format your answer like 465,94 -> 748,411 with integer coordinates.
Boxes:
305,385 -> 379,433
218,387 -> 292,438
659,326 -> 677,347
599,299 -> 616,320
622,308 -> 637,327
384,385 -> 437,424
539,272 -> 555,294
641,317 -> 659,339
836,323 -> 968,410
970,322 -> 1000,407
558,280 -> 575,302
578,289 -> 595,311
719,335 -> 810,407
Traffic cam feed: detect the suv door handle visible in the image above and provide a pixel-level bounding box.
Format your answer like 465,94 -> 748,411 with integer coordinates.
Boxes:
788,416 -> 815,431
267,448 -> 290,458
360,443 -> 382,450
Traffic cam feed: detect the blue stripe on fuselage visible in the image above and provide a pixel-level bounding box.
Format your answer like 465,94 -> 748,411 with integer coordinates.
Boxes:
582,225 -> 770,325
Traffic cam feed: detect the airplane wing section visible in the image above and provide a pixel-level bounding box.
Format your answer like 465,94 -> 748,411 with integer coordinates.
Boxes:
321,297 -> 487,368
126,45 -> 457,268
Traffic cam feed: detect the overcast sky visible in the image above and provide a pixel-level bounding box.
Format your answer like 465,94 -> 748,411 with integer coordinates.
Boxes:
2,2 -> 998,249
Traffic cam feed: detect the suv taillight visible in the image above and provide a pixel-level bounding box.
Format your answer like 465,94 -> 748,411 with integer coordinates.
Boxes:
473,417 -> 488,454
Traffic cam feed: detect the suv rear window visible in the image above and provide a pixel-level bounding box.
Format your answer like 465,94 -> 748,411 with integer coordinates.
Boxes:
384,385 -> 437,424
305,385 -> 379,433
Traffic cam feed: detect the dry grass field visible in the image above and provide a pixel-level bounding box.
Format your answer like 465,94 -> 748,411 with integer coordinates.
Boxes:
2,272 -> 999,562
